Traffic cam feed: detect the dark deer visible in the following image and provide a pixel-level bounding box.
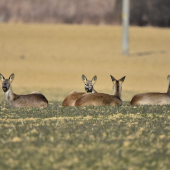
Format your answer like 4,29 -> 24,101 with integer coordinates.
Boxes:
0,73 -> 48,108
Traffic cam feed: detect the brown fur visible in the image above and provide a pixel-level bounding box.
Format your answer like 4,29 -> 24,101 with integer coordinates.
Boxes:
62,91 -> 85,106
0,73 -> 48,108
75,93 -> 122,106
130,75 -> 170,105
10,93 -> 48,108
75,76 -> 126,107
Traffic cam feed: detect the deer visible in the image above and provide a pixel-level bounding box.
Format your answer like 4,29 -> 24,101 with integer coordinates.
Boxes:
62,75 -> 97,106
75,75 -> 126,107
0,73 -> 48,108
130,75 -> 170,105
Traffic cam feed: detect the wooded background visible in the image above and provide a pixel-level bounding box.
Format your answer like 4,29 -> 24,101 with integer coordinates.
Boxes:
0,0 -> 170,27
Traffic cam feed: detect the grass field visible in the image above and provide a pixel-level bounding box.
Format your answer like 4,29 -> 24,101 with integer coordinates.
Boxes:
0,24 -> 170,169
0,23 -> 170,102
1,101 -> 170,169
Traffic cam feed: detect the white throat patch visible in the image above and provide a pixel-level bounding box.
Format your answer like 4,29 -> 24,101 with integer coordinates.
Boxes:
4,90 -> 10,101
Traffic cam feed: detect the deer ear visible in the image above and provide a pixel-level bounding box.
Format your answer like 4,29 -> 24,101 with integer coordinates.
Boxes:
92,75 -> 97,85
9,73 -> 14,83
82,74 -> 87,83
119,76 -> 126,84
167,75 -> 170,81
110,75 -> 116,84
0,73 -> 5,82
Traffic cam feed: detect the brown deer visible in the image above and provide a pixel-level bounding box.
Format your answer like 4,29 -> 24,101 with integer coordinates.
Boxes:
62,75 -> 97,106
75,75 -> 126,107
130,75 -> 170,105
0,73 -> 48,108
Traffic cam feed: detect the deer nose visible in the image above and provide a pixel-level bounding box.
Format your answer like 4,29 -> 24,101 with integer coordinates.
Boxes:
85,85 -> 89,90
2,87 -> 7,92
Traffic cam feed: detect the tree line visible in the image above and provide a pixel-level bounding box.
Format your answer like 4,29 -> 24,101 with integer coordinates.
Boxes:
0,0 -> 170,27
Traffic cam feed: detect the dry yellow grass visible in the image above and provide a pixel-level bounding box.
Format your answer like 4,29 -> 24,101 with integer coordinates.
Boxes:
0,23 -> 170,102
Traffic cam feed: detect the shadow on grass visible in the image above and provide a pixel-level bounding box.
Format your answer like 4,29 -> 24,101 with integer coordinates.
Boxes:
129,50 -> 166,57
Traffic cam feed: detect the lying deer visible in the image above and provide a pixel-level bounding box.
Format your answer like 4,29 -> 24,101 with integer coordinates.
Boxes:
75,75 -> 126,106
0,73 -> 48,108
130,75 -> 170,105
62,75 -> 97,106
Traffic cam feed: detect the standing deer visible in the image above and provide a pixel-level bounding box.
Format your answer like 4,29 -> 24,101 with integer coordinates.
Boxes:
0,73 -> 48,108
75,75 -> 126,107
130,75 -> 170,105
62,75 -> 97,106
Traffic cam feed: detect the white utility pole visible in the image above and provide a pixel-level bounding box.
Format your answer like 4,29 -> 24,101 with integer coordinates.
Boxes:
122,0 -> 130,55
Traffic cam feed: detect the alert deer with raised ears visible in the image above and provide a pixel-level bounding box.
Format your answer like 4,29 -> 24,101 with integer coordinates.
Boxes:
130,75 -> 170,105
62,75 -> 97,107
75,75 -> 126,107
0,73 -> 48,108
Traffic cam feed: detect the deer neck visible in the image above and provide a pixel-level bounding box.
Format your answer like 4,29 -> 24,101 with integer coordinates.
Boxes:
4,86 -> 15,103
167,81 -> 170,94
113,83 -> 122,99
92,89 -> 97,93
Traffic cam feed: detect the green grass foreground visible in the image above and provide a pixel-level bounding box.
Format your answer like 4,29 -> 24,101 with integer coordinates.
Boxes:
0,102 -> 170,170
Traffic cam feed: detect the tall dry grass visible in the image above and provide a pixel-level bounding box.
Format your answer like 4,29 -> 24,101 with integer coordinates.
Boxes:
0,23 -> 170,102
